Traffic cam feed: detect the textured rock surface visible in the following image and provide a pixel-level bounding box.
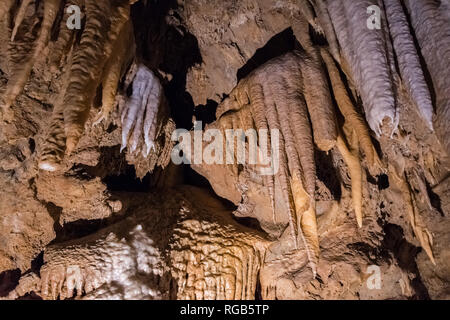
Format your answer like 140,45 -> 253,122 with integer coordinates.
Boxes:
0,0 -> 449,300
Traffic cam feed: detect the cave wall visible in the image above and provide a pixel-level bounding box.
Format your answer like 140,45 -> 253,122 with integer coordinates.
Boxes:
0,0 -> 449,300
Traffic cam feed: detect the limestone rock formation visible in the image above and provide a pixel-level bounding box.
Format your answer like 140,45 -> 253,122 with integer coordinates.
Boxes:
0,0 -> 449,300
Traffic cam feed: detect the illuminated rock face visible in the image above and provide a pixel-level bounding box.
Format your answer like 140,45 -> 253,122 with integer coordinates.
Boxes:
0,0 -> 449,300
4,187 -> 269,300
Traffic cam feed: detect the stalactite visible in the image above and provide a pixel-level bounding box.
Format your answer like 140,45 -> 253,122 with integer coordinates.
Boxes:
336,132 -> 363,228
286,88 -> 316,200
404,0 -> 450,155
291,174 -> 319,277
38,92 -> 67,171
39,53 -> 73,172
326,0 -> 354,76
120,64 -> 163,157
248,82 -> 276,218
209,52 -> 328,276
0,0 -> 14,21
390,164 -> 436,265
3,0 -> 60,112
95,20 -> 135,126
11,0 -> 34,42
298,51 -> 337,151
320,48 -> 381,173
313,0 -> 341,63
63,0 -> 131,154
384,0 -> 434,130
341,0 -> 397,136
49,0 -> 84,73
259,72 -> 299,248
298,0 -> 319,32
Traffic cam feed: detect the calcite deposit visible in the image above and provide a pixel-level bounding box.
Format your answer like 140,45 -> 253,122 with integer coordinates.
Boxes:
0,0 -> 449,300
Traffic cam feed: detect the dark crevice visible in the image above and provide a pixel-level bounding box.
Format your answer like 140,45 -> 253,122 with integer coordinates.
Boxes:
103,167 -> 152,193
132,0 -> 202,131
28,138 -> 36,154
232,216 -> 265,234
377,174 -> 390,190
193,99 -> 219,127
30,251 -> 44,276
16,292 -> 42,300
255,272 -> 263,300
237,28 -> 297,81
67,146 -> 153,192
50,219 -> 107,244
45,201 -> 64,239
316,149 -> 342,201
346,242 -> 391,266
381,223 -> 430,300
69,146 -> 127,181
0,269 -> 21,297
425,180 -> 444,216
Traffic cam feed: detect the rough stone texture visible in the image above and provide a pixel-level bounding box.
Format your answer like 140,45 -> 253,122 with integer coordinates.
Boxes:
0,0 -> 449,300
182,0 -> 306,105
4,187 -> 269,300
0,172 -> 55,272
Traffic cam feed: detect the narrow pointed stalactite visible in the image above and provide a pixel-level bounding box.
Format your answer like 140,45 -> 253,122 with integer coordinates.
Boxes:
384,0 -> 434,130
272,77 -> 320,274
281,56 -> 317,199
321,48 -> 381,173
38,71 -> 70,172
298,0 -> 319,33
326,0 -> 353,74
390,164 -> 436,265
286,88 -> 316,200
49,0 -> 84,73
313,0 -> 340,63
96,20 -> 136,126
336,132 -> 363,228
63,0 -> 132,154
260,77 -> 299,248
298,51 -> 337,151
11,0 -> 34,42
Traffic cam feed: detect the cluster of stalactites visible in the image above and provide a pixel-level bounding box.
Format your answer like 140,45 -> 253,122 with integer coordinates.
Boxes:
211,47 -> 379,276
313,0 -> 440,137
